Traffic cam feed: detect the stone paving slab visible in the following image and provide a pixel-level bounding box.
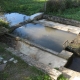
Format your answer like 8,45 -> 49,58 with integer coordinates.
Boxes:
16,41 -> 67,68
6,47 -> 62,80
58,50 -> 73,60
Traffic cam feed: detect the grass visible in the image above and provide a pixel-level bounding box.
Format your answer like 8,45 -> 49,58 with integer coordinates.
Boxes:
0,0 -> 80,21
57,75 -> 68,80
46,7 -> 80,21
0,0 -> 45,15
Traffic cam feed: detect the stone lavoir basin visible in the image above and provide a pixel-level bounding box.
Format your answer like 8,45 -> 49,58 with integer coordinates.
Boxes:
2,13 -> 80,72
12,23 -> 76,53
3,13 -> 76,53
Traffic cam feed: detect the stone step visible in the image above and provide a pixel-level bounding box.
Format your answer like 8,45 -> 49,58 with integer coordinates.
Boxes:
6,47 -> 62,80
16,41 -> 67,68
59,67 -> 80,80
58,50 -> 73,60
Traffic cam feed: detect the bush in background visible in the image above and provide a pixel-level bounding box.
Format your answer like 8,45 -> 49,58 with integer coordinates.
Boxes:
0,19 -> 9,28
46,0 -> 66,12
46,0 -> 80,12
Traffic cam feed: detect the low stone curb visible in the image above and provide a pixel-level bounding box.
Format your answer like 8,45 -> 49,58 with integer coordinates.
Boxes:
43,15 -> 80,27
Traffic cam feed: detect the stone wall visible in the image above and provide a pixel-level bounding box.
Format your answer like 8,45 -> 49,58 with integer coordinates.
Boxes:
43,15 -> 80,27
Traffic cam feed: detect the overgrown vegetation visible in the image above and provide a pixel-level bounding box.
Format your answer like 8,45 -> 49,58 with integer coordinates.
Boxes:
0,19 -> 9,28
57,75 -> 68,80
46,0 -> 80,12
0,0 -> 80,21
0,0 -> 45,15
46,0 -> 80,21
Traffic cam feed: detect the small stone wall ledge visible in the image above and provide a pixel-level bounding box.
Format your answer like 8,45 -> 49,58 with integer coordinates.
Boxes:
43,15 -> 80,27
34,19 -> 80,34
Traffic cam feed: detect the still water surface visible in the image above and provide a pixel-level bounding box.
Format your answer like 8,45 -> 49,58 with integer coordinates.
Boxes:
12,23 -> 76,52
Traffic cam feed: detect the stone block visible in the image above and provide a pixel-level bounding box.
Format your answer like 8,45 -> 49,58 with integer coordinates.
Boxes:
59,50 -> 73,60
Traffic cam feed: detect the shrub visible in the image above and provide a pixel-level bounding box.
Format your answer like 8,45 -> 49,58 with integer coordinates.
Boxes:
46,0 -> 66,12
0,19 -> 9,28
46,0 -> 80,12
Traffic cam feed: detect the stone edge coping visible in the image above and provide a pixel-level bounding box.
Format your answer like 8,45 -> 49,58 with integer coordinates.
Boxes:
33,20 -> 80,35
6,33 -> 73,60
43,15 -> 80,27
6,47 -> 62,80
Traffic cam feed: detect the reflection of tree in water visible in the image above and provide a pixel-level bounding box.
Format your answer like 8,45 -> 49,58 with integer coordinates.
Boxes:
45,26 -> 56,32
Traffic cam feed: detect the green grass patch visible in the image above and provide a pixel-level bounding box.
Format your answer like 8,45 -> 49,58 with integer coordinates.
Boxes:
57,75 -> 68,80
46,7 -> 80,21
0,0 -> 45,15
0,0 -> 80,21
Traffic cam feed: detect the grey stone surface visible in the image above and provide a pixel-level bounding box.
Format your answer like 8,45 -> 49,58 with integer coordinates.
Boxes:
0,64 -> 6,71
59,50 -> 73,60
34,19 -> 80,34
43,15 -> 80,27
59,67 -> 80,80
15,41 -> 67,68
6,47 -> 62,80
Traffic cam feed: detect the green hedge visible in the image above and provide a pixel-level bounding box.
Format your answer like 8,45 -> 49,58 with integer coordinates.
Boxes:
46,0 -> 80,12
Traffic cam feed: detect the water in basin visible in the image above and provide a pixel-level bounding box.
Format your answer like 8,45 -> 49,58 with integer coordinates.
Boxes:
2,13 -> 30,26
12,23 -> 76,53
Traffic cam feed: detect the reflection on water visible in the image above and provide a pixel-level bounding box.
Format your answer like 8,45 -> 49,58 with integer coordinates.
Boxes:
12,23 -> 76,52
4,13 -> 30,26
